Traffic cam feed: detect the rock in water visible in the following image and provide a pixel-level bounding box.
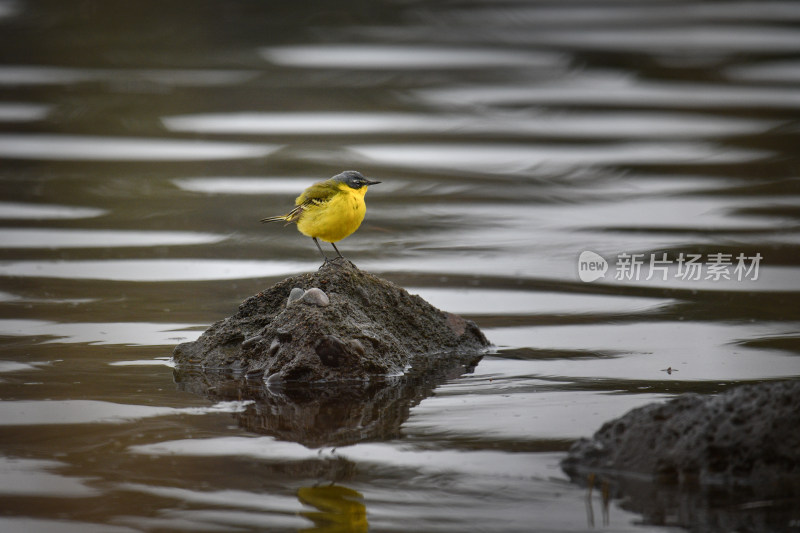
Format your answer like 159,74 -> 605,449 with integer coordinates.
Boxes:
561,380 -> 800,488
173,260 -> 490,382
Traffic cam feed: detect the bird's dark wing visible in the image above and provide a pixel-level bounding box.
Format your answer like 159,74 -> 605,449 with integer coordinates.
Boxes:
268,179 -> 337,223
261,179 -> 339,224
295,179 -> 338,207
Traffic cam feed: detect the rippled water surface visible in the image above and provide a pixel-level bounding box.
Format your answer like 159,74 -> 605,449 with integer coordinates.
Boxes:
1,1 -> 799,532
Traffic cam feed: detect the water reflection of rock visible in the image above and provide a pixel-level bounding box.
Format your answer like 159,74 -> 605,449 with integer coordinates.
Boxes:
579,476 -> 799,533
174,355 -> 480,448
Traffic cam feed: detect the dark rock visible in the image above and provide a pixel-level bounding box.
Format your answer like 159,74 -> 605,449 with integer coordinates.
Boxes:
315,335 -> 351,367
562,380 -> 800,487
562,381 -> 800,532
173,260 -> 490,383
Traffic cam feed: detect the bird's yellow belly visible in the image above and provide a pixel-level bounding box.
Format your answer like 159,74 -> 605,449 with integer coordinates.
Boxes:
297,192 -> 366,243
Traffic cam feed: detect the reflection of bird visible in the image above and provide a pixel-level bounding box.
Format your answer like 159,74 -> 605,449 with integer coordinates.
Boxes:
261,170 -> 380,263
297,485 -> 368,533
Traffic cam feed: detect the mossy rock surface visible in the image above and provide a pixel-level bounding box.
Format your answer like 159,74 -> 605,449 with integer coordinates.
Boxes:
173,260 -> 490,383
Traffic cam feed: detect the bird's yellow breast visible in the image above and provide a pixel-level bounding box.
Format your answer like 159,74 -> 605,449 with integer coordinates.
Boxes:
296,183 -> 368,243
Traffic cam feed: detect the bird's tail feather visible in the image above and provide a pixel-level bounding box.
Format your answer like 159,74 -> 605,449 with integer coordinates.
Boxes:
262,205 -> 303,224
260,215 -> 288,223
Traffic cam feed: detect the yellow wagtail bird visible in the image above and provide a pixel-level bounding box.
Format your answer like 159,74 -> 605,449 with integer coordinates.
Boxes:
261,170 -> 381,263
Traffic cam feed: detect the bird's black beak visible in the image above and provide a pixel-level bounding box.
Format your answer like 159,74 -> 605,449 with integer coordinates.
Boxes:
365,179 -> 381,185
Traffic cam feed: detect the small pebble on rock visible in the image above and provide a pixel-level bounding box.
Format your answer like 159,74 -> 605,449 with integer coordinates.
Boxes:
241,335 -> 263,349
301,287 -> 330,306
268,338 -> 280,356
287,287 -> 305,307
348,339 -> 366,356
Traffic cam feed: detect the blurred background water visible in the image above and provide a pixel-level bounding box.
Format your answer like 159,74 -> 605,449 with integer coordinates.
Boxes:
1,0 -> 799,531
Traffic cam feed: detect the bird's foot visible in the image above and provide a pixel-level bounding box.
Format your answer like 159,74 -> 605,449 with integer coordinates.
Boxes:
319,256 -> 354,269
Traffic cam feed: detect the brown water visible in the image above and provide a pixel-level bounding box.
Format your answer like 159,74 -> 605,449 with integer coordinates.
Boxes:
1,1 -> 799,532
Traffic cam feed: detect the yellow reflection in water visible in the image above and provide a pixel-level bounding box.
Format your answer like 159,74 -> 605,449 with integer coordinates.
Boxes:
298,485 -> 368,533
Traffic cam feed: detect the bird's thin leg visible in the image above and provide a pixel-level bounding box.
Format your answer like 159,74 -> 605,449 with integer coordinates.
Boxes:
313,238 -> 330,263
330,242 -> 345,259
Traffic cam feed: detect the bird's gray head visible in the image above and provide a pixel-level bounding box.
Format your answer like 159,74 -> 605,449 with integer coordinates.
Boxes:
333,170 -> 381,190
